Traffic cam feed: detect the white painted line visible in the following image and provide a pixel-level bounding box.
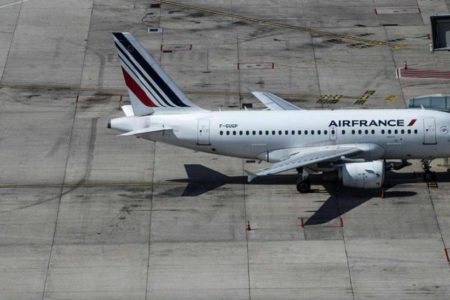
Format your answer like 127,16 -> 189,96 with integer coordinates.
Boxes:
0,0 -> 29,9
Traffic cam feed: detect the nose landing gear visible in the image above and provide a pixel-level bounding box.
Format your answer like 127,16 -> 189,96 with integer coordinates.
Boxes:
422,159 -> 435,181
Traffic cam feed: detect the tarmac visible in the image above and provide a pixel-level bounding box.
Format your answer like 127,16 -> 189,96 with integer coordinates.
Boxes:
1,0 -> 450,299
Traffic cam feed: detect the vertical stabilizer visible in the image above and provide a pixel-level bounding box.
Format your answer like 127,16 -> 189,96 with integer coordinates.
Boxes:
113,32 -> 206,116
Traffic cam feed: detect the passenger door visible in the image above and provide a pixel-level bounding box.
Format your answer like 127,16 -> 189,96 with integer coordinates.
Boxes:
423,117 -> 437,145
197,119 -> 211,145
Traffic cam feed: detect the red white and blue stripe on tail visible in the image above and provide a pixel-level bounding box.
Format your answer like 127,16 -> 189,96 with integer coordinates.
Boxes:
113,32 -> 204,116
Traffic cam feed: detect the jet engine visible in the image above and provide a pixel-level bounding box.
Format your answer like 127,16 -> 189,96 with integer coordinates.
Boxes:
339,160 -> 384,189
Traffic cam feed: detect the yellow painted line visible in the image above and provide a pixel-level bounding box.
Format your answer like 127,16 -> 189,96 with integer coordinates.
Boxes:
385,95 -> 398,102
159,0 -> 403,48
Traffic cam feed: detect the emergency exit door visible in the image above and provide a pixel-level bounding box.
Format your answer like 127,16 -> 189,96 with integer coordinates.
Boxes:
423,117 -> 437,145
197,119 -> 211,145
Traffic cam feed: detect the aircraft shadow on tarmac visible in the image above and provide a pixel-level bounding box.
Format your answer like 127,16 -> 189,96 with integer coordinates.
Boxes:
167,164 -> 450,226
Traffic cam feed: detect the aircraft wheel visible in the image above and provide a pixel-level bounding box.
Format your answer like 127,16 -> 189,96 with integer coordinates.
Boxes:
296,180 -> 311,193
424,171 -> 435,181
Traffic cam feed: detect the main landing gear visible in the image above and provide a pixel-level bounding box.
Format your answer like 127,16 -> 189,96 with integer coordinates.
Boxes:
296,168 -> 311,193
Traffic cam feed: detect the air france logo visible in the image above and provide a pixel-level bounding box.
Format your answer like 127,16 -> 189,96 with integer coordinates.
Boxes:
328,119 -> 417,127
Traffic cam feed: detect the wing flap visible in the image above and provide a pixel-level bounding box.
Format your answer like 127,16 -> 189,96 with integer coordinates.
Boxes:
252,91 -> 301,111
247,145 -> 362,182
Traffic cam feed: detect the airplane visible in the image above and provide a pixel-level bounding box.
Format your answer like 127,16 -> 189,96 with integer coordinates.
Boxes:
108,32 -> 449,193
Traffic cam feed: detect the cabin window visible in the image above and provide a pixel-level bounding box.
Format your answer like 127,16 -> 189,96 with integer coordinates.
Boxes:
311,130 -> 315,135
252,130 -> 256,135
352,130 -> 355,135
342,130 -> 345,135
278,130 -> 282,135
394,129 -> 398,134
226,131 -> 230,135
220,131 -> 223,135
298,130 -> 301,135
371,129 -> 375,134
407,129 -> 411,134
331,130 -> 335,135
272,130 -> 276,135
358,129 -> 362,134
364,129 -> 368,134
388,129 -> 392,134
414,129 -> 418,134
401,129 -> 404,134
285,130 -> 289,135
324,130 -> 328,135
304,130 -> 308,135
381,129 -> 385,134
259,130 -> 263,135
292,130 -> 295,135
265,130 -> 269,135
232,131 -> 236,135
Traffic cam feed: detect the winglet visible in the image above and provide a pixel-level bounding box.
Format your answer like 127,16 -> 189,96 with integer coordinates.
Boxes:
246,170 -> 258,182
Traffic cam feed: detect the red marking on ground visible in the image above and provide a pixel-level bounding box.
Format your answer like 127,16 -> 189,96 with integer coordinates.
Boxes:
399,67 -> 450,79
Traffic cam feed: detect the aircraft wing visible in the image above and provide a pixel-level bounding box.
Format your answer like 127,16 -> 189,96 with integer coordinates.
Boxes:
246,145 -> 363,182
119,125 -> 172,136
251,91 -> 301,111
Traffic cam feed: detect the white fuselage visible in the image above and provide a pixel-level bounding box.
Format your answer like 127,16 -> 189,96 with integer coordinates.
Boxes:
111,109 -> 450,163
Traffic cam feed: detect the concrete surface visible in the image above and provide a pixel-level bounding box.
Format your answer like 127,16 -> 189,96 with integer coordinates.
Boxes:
1,0 -> 450,299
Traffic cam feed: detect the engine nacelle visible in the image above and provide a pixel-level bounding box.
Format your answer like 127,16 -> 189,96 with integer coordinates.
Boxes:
339,160 -> 384,189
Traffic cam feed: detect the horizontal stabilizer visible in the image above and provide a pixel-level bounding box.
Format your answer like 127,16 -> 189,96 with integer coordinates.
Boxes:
121,105 -> 135,117
119,125 -> 172,136
251,91 -> 301,111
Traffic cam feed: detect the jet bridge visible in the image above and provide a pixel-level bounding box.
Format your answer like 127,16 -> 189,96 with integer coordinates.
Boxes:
408,94 -> 450,112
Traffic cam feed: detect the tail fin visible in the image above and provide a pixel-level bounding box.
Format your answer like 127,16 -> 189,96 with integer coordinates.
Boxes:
112,32 -> 206,116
